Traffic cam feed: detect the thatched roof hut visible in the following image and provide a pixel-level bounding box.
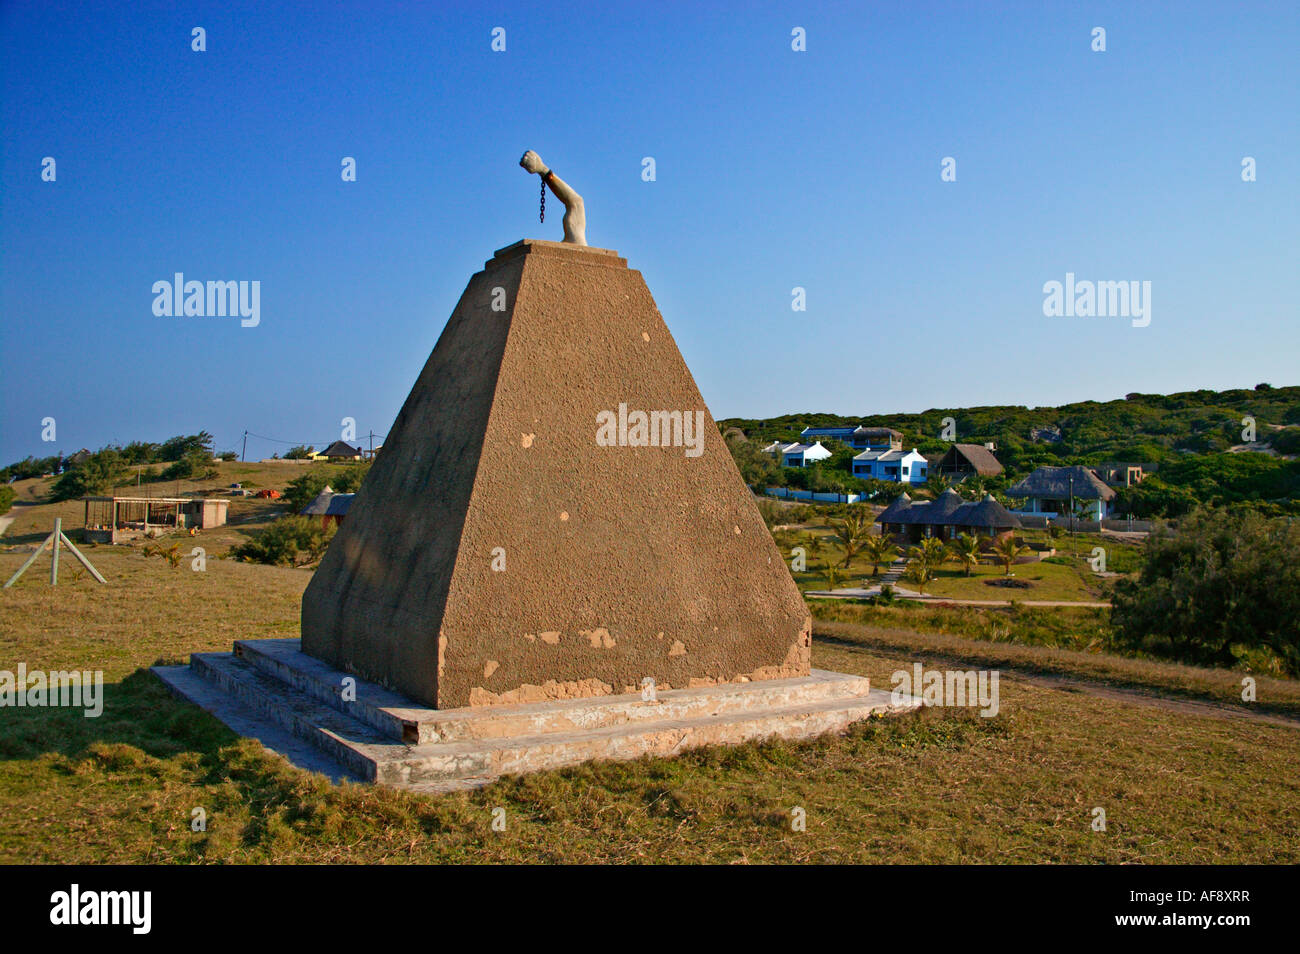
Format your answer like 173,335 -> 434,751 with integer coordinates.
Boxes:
874,492 -> 913,525
910,488 -> 967,525
1008,465 -> 1116,501
949,493 -> 1022,530
938,443 -> 1004,477
300,485 -> 337,516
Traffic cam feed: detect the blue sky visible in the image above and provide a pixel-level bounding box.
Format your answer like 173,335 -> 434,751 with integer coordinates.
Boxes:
2,0 -> 1297,463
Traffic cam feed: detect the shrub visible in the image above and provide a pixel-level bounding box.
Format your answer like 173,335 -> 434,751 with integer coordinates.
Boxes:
0,484 -> 15,515
284,445 -> 315,460
284,470 -> 334,513
230,516 -> 336,567
160,449 -> 217,481
1111,507 -> 1300,674
332,461 -> 372,494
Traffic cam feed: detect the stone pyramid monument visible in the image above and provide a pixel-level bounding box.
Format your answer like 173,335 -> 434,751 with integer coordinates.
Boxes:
301,234 -> 811,708
154,154 -> 907,790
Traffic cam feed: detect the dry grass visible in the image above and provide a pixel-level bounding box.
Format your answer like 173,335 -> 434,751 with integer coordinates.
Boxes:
812,602 -> 1300,718
1,544 -> 1298,864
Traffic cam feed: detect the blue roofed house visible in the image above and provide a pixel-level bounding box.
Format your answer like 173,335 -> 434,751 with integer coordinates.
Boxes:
852,447 -> 929,483
800,425 -> 903,451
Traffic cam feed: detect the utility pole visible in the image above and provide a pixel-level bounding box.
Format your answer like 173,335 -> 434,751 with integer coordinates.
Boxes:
241,431 -> 248,462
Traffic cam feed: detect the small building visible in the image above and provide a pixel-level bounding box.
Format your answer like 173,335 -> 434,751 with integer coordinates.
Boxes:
852,447 -> 928,483
316,440 -> 363,461
762,440 -> 800,456
1094,461 -> 1149,487
83,496 -> 229,543
781,441 -> 832,467
936,443 -> 1003,478
300,486 -> 355,527
64,449 -> 92,470
875,489 -> 1022,543
1007,465 -> 1117,520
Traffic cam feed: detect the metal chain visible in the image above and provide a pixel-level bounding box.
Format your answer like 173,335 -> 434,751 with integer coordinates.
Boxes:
539,176 -> 546,223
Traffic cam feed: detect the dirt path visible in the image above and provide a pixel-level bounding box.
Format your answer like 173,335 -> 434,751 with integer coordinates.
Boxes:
0,500 -> 41,539
818,634 -> 1300,730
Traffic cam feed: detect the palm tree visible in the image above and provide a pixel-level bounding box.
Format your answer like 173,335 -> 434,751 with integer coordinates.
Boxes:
904,559 -> 934,594
832,509 -> 872,569
904,537 -> 949,595
805,532 -> 824,558
861,534 -> 897,577
915,536 -> 948,567
925,473 -> 954,497
823,563 -> 844,590
950,533 -> 983,576
991,535 -> 1031,576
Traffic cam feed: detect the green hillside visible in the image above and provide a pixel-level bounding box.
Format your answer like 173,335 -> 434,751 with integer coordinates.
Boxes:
720,384 -> 1300,516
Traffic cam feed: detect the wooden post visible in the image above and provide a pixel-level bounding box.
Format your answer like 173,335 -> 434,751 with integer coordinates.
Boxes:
3,532 -> 53,589
57,528 -> 107,584
50,517 -> 61,585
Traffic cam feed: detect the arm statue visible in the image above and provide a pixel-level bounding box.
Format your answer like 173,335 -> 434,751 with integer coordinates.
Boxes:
520,150 -> 587,246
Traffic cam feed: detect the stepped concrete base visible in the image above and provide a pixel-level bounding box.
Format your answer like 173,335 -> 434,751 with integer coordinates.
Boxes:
154,638 -> 919,793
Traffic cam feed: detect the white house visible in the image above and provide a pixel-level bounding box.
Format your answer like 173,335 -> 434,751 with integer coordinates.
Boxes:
852,447 -> 928,484
780,441 -> 832,467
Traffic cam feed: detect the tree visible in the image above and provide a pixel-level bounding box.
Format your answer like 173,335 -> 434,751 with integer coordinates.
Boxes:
924,473 -> 954,496
284,445 -> 315,460
49,448 -> 130,500
831,509 -> 872,568
861,534 -> 897,577
284,469 -> 333,513
332,460 -> 373,494
950,533 -> 983,576
157,432 -> 214,462
822,564 -> 843,590
904,537 -> 949,594
991,535 -> 1030,576
161,448 -> 217,481
804,532 -> 824,558
1111,507 -> 1300,673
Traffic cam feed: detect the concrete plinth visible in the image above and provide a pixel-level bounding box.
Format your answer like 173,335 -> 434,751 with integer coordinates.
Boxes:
300,240 -> 812,709
154,639 -> 918,792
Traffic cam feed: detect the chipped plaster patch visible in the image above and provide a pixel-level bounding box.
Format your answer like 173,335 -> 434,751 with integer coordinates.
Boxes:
469,677 -> 614,706
668,640 -> 687,657
539,631 -> 561,645
483,660 -> 499,678
641,332 -> 650,341
521,433 -> 535,448
559,511 -> 569,521
583,627 -> 616,649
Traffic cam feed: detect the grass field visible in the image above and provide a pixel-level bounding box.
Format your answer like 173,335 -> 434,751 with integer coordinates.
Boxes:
775,520 -> 1128,602
2,535 -> 1297,864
